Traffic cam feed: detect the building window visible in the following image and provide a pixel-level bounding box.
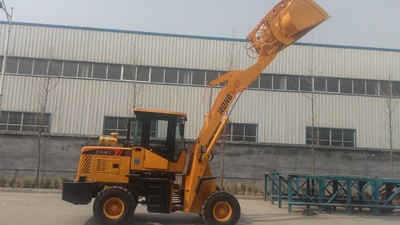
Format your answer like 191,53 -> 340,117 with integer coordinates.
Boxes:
48,60 -> 63,76
192,70 -> 205,85
33,59 -> 49,75
353,80 -> 366,95
107,64 -> 122,80
260,74 -> 272,89
314,77 -> 326,91
379,81 -> 391,96
78,62 -> 92,78
206,71 -> 219,84
306,127 -> 356,147
6,56 -> 400,101
327,78 -> 339,92
366,80 -> 378,95
393,81 -> 400,96
137,66 -> 150,81
300,76 -> 312,91
6,57 -> 18,73
103,116 -> 129,136
18,58 -> 34,75
165,68 -> 178,84
63,61 -> 78,77
273,75 -> 285,90
0,111 -> 50,132
123,65 -> 136,80
178,69 -> 192,84
340,79 -> 353,94
287,76 -> 299,91
150,67 -> 164,83
224,123 -> 258,142
92,63 -> 107,79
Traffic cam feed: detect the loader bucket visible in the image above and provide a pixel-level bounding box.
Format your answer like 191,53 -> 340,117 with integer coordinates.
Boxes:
247,0 -> 329,56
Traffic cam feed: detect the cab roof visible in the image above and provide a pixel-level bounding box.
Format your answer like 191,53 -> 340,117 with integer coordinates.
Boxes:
134,108 -> 187,120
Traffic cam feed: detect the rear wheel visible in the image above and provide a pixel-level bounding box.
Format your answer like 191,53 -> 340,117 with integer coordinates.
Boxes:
202,191 -> 241,225
93,186 -> 136,225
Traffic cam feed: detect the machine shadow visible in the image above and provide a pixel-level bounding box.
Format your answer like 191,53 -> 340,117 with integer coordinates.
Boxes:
84,212 -> 204,225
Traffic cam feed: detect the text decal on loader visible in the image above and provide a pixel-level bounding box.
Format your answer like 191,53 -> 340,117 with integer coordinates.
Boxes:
218,80 -> 241,115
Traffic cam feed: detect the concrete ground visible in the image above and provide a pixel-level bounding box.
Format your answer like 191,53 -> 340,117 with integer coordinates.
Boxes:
0,190 -> 399,225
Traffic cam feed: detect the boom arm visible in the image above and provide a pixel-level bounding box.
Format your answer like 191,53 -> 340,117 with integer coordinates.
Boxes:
183,0 -> 329,213
199,0 -> 329,148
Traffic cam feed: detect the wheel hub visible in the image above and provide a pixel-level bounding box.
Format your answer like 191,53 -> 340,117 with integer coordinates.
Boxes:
103,197 -> 125,219
213,201 -> 232,222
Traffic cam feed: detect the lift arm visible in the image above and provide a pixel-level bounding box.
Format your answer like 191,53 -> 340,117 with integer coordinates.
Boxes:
183,0 -> 329,213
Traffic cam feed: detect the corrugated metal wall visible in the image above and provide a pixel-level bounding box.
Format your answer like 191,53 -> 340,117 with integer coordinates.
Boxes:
228,90 -> 396,148
1,23 -> 400,149
0,23 -> 255,70
3,23 -> 399,79
2,74 -> 398,149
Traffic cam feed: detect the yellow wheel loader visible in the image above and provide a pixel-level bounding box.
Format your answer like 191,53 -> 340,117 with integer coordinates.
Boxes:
62,1 -> 329,224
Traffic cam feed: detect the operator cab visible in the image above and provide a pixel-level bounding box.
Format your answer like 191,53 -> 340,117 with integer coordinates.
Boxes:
128,108 -> 187,162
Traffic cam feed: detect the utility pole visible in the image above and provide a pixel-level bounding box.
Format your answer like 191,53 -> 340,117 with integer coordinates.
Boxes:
0,0 -> 13,116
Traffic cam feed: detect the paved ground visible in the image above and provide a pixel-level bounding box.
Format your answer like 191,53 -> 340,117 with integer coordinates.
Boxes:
0,191 -> 399,225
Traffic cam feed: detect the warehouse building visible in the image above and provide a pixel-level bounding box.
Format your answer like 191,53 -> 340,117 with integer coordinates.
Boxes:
1,21 -> 400,151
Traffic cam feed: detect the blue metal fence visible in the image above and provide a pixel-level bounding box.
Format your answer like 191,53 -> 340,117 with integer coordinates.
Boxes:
265,171 -> 400,215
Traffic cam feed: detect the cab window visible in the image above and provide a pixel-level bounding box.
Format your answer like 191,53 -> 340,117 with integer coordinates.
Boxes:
149,119 -> 168,151
129,119 -> 142,146
174,121 -> 185,161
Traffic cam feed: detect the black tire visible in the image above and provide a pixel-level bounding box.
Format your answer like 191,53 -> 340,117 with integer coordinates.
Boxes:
202,191 -> 241,225
93,186 -> 137,225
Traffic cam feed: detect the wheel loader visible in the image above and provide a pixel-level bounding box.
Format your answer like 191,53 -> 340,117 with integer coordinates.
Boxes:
62,1 -> 329,224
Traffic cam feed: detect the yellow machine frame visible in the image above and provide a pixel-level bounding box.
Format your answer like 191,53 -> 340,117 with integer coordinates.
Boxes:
63,1 -> 329,225
181,0 -> 329,214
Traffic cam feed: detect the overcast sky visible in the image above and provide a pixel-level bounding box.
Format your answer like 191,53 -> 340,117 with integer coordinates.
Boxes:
1,0 -> 400,49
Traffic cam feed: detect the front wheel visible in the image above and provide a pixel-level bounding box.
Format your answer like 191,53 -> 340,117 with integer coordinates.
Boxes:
202,191 -> 241,225
93,186 -> 136,225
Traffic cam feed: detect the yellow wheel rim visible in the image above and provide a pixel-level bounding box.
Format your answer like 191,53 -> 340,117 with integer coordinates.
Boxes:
212,201 -> 232,222
103,197 -> 125,219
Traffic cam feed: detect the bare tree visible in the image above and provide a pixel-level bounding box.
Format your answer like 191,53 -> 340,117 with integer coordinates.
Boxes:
33,52 -> 61,188
299,44 -> 320,174
218,121 -> 230,188
218,32 -> 240,187
125,42 -> 144,117
381,76 -> 398,178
